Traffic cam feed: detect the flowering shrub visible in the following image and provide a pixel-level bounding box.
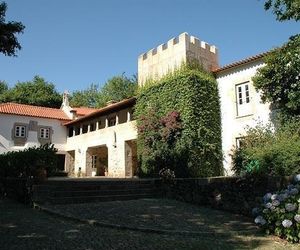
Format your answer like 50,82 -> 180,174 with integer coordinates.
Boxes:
253,174 -> 300,243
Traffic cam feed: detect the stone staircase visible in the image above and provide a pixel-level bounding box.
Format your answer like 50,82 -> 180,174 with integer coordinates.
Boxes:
32,178 -> 162,204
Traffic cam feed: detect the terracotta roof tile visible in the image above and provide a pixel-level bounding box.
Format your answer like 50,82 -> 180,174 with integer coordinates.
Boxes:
212,51 -> 269,73
0,103 -> 71,121
72,107 -> 98,116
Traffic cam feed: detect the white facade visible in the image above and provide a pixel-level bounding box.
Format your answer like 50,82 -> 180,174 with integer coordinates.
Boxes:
0,113 -> 67,155
65,121 -> 137,177
216,60 -> 271,175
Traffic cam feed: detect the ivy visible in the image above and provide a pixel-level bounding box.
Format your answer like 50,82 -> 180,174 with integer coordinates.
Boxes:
135,66 -> 223,177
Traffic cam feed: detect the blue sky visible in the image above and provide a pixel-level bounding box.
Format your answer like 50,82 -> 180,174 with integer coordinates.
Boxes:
1,0 -> 299,92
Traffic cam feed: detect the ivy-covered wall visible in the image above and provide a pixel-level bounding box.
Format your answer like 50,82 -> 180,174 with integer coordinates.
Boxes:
135,67 -> 223,177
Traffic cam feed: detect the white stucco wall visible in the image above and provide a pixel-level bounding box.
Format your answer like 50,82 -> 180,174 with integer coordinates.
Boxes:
216,60 -> 271,175
65,121 -> 137,178
0,114 -> 67,154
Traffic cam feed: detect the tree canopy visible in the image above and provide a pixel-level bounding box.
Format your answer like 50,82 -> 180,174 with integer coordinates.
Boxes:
0,76 -> 62,108
69,84 -> 100,108
0,80 -> 8,94
97,74 -> 137,107
252,34 -> 300,117
263,0 -> 300,21
0,2 -> 25,56
70,74 -> 137,108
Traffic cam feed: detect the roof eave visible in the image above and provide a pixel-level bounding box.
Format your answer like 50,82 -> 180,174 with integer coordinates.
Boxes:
64,97 -> 136,126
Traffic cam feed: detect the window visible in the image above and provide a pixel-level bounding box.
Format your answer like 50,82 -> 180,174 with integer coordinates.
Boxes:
92,155 -> 97,168
40,128 -> 50,139
236,82 -> 252,117
15,125 -> 26,138
237,83 -> 250,105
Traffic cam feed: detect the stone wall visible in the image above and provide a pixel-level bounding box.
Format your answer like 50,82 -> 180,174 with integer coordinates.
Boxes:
138,32 -> 219,85
163,176 -> 293,216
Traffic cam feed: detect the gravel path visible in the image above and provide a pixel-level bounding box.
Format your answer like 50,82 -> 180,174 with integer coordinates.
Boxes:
0,199 -> 298,250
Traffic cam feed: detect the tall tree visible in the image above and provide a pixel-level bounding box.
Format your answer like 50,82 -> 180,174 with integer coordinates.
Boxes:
69,83 -> 100,107
252,34 -> 300,116
0,2 -> 25,56
263,0 -> 300,21
97,74 -> 137,107
0,76 -> 62,108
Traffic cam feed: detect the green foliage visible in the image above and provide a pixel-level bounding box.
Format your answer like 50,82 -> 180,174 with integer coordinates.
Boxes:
0,144 -> 58,178
0,76 -> 62,108
232,119 -> 300,176
0,80 -> 8,94
69,83 -> 100,107
253,176 -> 300,243
70,74 -> 137,108
0,2 -> 25,56
135,66 -> 223,178
263,0 -> 300,21
97,74 -> 137,107
253,34 -> 300,117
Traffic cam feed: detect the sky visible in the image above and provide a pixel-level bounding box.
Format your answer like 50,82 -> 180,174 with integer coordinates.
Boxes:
1,0 -> 299,93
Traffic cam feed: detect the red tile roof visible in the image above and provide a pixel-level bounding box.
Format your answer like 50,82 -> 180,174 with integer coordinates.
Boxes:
212,51 -> 269,73
72,107 -> 98,116
65,97 -> 136,126
0,103 -> 71,121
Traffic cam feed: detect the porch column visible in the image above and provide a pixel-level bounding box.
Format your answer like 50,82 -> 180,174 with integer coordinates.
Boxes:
105,117 -> 108,128
116,113 -> 119,125
127,111 -> 131,122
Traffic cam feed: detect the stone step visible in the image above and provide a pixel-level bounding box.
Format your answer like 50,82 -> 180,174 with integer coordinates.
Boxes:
45,179 -> 158,186
32,179 -> 162,204
47,193 -> 159,204
50,188 -> 159,198
33,183 -> 156,193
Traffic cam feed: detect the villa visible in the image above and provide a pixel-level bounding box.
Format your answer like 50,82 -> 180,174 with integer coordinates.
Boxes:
0,32 -> 271,177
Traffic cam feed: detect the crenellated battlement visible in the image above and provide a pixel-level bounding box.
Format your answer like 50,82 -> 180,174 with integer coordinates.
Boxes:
138,32 -> 219,85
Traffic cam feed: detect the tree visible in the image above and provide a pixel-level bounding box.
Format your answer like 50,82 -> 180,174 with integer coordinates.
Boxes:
97,74 -> 137,107
0,2 -> 25,56
263,0 -> 300,21
0,80 -> 8,94
252,34 -> 300,116
69,83 -> 100,107
0,76 -> 62,108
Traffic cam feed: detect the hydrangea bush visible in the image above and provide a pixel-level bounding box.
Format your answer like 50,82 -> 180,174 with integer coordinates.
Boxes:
253,174 -> 300,243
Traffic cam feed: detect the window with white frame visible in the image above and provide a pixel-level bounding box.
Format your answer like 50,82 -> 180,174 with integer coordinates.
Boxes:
15,125 -> 26,138
40,127 -> 50,139
236,82 -> 252,117
92,155 -> 97,168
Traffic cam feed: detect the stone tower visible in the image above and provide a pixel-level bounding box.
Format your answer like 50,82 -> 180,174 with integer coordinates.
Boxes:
138,32 -> 219,86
